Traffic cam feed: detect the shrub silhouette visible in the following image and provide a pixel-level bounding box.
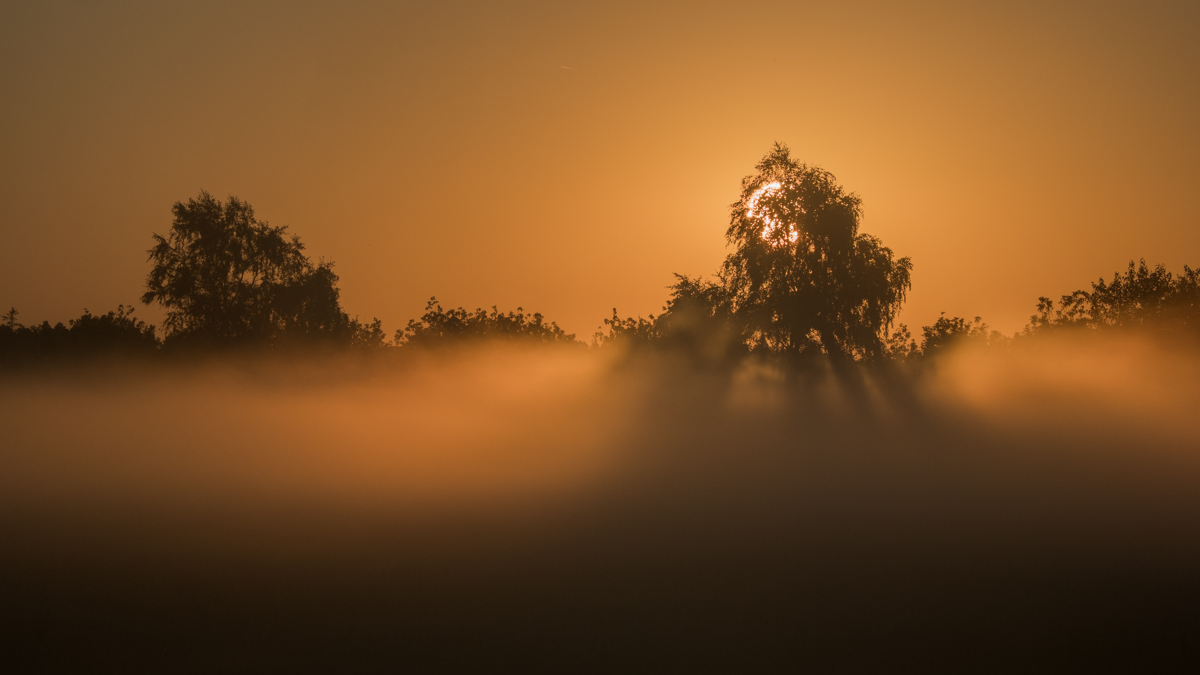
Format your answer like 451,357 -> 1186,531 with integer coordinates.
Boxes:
142,191 -> 379,348
1028,260 -> 1200,335
0,306 -> 158,365
396,298 -> 578,348
596,275 -> 743,362
918,314 -> 1006,356
895,260 -> 1200,361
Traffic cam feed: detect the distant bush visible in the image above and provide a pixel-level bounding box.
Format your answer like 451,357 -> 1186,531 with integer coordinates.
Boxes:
919,314 -> 1007,356
0,306 -> 158,365
877,315 -> 1007,361
596,275 -> 745,362
890,259 -> 1200,363
395,298 -> 579,348
1027,260 -> 1200,336
350,318 -> 388,349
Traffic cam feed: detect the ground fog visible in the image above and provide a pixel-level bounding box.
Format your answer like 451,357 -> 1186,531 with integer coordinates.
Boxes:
2,338 -> 1199,671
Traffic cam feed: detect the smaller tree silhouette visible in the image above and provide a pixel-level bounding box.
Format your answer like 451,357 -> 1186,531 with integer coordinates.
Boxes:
142,191 -> 375,347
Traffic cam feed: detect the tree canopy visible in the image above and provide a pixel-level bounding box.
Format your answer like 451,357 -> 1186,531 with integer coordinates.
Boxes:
720,144 -> 912,359
603,144 -> 913,362
142,191 -> 373,347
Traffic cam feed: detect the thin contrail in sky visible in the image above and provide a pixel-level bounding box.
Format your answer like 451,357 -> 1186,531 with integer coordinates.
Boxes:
560,65 -> 575,70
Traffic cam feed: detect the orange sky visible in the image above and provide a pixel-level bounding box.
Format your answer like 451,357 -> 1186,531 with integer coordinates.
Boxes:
2,0 -> 1198,338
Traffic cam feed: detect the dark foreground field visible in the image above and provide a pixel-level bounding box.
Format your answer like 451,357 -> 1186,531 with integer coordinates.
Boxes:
2,338 -> 1199,672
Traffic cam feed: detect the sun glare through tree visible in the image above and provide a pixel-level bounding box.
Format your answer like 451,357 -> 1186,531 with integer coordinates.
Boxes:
747,181 -> 799,244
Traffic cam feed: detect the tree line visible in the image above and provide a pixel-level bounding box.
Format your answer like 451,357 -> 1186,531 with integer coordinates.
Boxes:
4,144 -> 1199,366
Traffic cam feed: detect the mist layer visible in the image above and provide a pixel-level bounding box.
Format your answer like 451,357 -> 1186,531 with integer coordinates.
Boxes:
2,339 -> 1199,671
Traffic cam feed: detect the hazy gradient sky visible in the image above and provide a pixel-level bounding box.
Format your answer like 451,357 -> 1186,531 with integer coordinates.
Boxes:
2,0 -> 1198,337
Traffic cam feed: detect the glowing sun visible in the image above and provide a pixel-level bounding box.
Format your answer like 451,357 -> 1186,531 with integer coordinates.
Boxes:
747,182 -> 799,244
